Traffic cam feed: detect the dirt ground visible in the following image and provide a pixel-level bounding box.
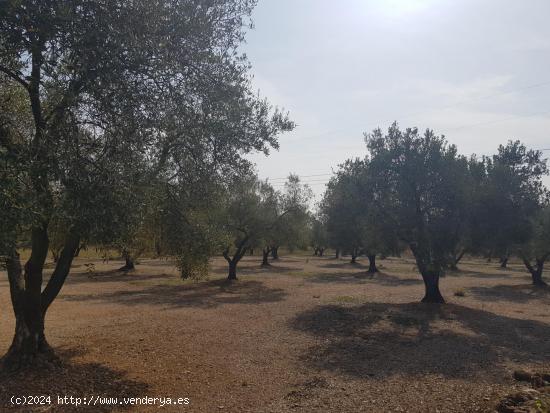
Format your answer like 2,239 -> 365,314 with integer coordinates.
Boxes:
1,253 -> 549,412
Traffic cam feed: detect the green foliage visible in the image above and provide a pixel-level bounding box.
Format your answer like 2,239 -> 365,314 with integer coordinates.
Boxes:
0,82 -> 32,263
268,174 -> 313,252
320,158 -> 401,258
365,123 -> 470,275
471,141 -> 548,258
161,180 -> 229,280
220,174 -> 311,261
0,0 -> 293,269
310,217 -> 328,251
521,207 -> 550,262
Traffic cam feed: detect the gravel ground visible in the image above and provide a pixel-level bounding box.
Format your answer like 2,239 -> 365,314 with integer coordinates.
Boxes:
1,254 -> 549,412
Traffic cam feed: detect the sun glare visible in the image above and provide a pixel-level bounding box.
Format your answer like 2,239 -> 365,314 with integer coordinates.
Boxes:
375,0 -> 436,16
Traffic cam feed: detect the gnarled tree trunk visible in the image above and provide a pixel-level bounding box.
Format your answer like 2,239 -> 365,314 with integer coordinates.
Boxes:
119,250 -> 135,271
223,238 -> 248,281
420,270 -> 445,303
367,254 -> 378,273
410,244 -> 445,303
261,247 -> 271,267
228,261 -> 237,280
521,255 -> 548,287
4,228 -> 80,369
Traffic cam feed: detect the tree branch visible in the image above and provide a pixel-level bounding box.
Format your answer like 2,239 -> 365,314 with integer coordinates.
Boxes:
0,65 -> 29,90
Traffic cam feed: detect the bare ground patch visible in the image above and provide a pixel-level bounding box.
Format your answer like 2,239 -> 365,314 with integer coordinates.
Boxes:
1,255 -> 549,412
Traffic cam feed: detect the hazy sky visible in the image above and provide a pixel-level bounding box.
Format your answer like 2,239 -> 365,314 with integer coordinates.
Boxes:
244,0 -> 550,197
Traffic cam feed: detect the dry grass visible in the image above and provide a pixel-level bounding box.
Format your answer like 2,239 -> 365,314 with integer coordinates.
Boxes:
1,254 -> 549,412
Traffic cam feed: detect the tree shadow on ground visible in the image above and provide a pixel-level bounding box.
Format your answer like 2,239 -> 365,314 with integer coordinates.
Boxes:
61,279 -> 286,309
136,258 -> 177,267
208,264 -> 298,277
306,271 -> 371,284
0,348 -> 148,412
258,264 -> 299,273
443,268 -> 524,280
368,272 -> 423,286
307,271 -> 422,287
469,284 -> 550,304
268,256 -> 306,263
320,262 -> 369,270
291,302 -> 550,380
60,270 -> 171,286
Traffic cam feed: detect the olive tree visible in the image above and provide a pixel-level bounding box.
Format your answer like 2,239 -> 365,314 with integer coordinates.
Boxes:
0,0 -> 291,368
365,123 -> 470,303
221,175 -> 307,278
321,158 -> 401,271
221,177 -> 273,279
310,217 -> 328,256
265,175 -> 313,261
471,141 -> 548,268
519,206 -> 550,286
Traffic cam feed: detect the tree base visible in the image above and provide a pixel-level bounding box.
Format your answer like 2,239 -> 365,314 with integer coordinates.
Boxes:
2,342 -> 58,372
421,294 -> 445,304
117,264 -> 135,272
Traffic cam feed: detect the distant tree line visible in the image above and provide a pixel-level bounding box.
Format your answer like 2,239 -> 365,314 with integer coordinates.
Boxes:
316,123 -> 549,303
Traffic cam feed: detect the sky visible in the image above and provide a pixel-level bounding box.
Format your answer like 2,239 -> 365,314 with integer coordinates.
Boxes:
244,0 -> 550,199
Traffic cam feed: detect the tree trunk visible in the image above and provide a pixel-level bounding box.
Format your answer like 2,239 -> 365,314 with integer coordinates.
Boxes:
261,248 -> 271,266
420,270 -> 445,303
319,248 -> 324,257
335,249 -> 340,259
367,254 -> 378,273
119,253 -> 135,271
500,252 -> 509,269
154,240 -> 162,257
223,239 -> 248,281
313,247 -> 319,256
451,249 -> 465,270
4,248 -> 49,369
4,227 -> 79,369
4,307 -> 50,370
351,248 -> 358,264
271,246 -> 279,260
125,256 -> 135,270
522,256 -> 547,287
228,261 -> 237,280
532,268 -> 546,286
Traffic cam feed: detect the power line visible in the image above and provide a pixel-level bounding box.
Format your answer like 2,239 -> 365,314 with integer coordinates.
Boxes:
266,173 -> 333,181
263,148 -> 550,183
